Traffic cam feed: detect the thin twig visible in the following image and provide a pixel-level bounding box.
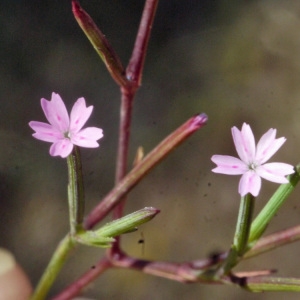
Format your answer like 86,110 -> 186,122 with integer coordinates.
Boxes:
84,114 -> 208,229
113,0 -> 159,224
52,257 -> 111,300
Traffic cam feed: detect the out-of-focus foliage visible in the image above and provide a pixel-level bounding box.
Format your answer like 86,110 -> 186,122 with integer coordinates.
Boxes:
1,0 -> 300,299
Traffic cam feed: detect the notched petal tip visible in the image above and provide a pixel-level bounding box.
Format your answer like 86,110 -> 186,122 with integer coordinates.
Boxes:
50,140 -> 74,158
70,97 -> 93,132
239,172 -> 261,197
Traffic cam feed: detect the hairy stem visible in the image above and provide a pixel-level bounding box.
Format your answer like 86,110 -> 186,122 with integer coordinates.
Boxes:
67,146 -> 85,234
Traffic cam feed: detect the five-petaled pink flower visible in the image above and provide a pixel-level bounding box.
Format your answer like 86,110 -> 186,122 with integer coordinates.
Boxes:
211,123 -> 294,197
29,92 -> 103,158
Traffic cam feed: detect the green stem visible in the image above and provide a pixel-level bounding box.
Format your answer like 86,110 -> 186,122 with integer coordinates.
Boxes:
249,165 -> 300,244
67,146 -> 85,234
234,194 -> 255,254
218,194 -> 255,275
30,235 -> 75,300
31,148 -> 84,299
245,276 -> 300,292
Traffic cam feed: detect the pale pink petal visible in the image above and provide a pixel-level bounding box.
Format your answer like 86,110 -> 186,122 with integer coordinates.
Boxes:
30,93 -> 104,158
41,93 -> 69,132
256,163 -> 294,183
29,121 -> 63,142
71,127 -> 104,148
255,128 -> 276,160
256,137 -> 286,164
239,171 -> 261,197
211,155 -> 248,175
232,123 -> 255,164
50,139 -> 73,158
256,130 -> 286,163
69,97 -> 93,133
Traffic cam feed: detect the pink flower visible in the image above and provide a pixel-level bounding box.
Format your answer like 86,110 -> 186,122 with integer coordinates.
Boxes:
211,123 -> 294,197
29,92 -> 103,158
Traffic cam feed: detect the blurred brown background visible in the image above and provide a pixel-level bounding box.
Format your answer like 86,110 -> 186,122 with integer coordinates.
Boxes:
1,0 -> 300,299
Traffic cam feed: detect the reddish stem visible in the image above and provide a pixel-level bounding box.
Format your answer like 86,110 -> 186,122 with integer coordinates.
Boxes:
56,1 -> 207,298
72,1 -> 128,87
113,0 -> 159,223
52,258 -> 111,300
53,223 -> 300,298
113,88 -> 134,220
84,114 -> 208,229
126,0 -> 159,85
245,224 -> 300,259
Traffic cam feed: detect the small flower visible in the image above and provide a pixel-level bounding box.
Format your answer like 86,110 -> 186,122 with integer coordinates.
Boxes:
29,92 -> 103,158
211,123 -> 294,197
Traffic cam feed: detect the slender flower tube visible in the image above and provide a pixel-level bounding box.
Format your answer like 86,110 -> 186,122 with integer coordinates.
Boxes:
211,123 -> 294,197
29,92 -> 103,158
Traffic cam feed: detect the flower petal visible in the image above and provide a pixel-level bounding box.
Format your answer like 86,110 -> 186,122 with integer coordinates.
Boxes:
71,127 -> 104,148
211,155 -> 248,175
239,171 -> 261,197
232,123 -> 255,164
50,139 -> 73,158
41,93 -> 69,132
70,97 -> 93,133
29,121 -> 63,142
256,163 -> 294,183
29,93 -> 105,158
256,128 -> 286,163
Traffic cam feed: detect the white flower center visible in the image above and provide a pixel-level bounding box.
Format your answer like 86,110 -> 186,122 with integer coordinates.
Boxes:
249,162 -> 257,171
64,131 -> 71,139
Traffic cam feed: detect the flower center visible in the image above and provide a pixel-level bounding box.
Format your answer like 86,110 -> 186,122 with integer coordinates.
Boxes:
64,131 -> 71,139
249,162 -> 257,171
